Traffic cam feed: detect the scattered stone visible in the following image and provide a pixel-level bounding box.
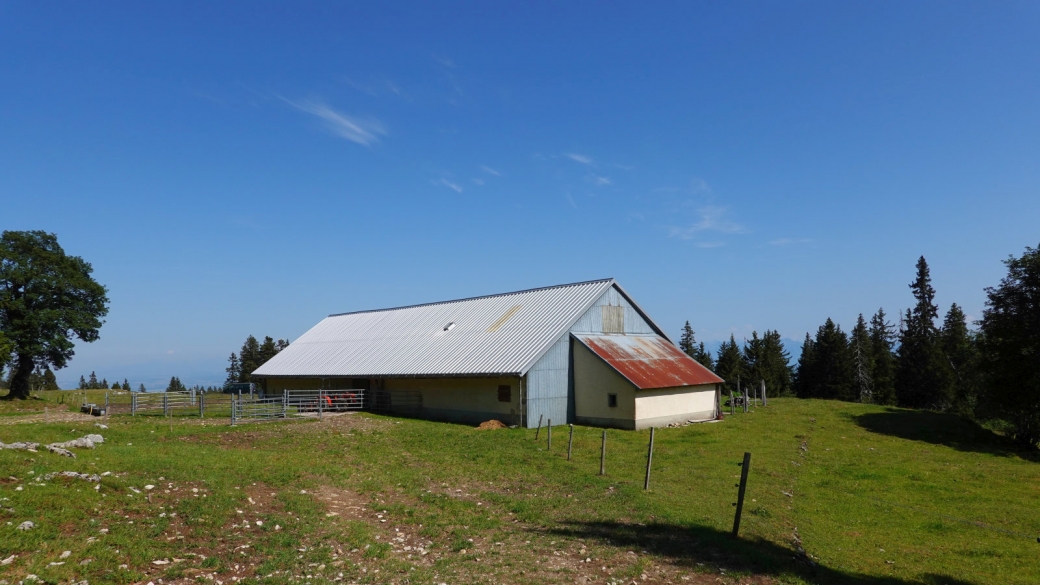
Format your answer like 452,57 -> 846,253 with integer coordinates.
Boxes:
0,555 -> 15,565
0,442 -> 40,452
45,445 -> 76,458
16,521 -> 34,531
43,471 -> 101,483
95,423 -> 109,429
152,559 -> 170,566
59,551 -> 71,559
144,485 -> 155,490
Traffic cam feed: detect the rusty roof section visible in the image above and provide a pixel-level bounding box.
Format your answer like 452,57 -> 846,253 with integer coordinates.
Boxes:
574,334 -> 724,389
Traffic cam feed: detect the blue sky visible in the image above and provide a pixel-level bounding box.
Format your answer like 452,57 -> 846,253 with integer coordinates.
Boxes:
2,2 -> 1038,389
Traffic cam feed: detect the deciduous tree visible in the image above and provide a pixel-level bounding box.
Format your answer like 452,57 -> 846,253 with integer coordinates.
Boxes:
0,231 -> 108,399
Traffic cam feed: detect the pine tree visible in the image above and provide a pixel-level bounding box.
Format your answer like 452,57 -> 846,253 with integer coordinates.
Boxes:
122,379 -> 130,391
941,303 -> 980,416
896,257 -> 953,409
276,339 -> 290,351
88,371 -> 99,389
715,334 -> 744,395
100,378 -> 108,389
138,383 -> 146,393
238,336 -> 261,382
679,322 -> 696,357
225,352 -> 240,387
78,375 -> 87,390
868,308 -> 897,405
850,314 -> 873,403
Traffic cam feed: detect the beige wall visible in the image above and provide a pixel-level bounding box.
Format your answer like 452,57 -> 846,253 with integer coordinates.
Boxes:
634,384 -> 717,429
384,376 -> 519,421
573,340 -> 636,428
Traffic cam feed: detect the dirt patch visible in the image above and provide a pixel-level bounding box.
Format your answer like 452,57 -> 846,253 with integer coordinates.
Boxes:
0,411 -> 97,426
476,419 -> 508,430
313,485 -> 436,565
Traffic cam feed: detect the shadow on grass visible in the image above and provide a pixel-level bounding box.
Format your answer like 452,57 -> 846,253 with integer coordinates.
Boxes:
853,409 -> 1038,461
545,520 -> 978,585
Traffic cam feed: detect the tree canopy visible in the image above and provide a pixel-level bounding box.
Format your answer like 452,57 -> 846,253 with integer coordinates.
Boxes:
979,244 -> 1040,448
0,231 -> 108,399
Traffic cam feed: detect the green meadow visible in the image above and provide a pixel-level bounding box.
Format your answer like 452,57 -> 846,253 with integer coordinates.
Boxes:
1,393 -> 1037,584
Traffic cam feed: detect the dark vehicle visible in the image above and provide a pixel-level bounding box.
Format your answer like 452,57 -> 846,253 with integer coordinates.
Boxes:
224,382 -> 258,396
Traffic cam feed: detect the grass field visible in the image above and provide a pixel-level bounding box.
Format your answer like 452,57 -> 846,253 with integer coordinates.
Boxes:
1,392 -> 1038,584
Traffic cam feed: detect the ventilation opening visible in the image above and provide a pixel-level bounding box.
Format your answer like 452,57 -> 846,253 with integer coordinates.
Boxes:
602,305 -> 624,334
443,322 -> 456,332
608,393 -> 618,408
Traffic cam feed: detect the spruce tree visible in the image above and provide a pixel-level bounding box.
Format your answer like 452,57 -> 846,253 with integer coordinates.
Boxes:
714,334 -> 744,395
276,339 -> 290,351
100,378 -> 108,389
850,314 -> 873,403
122,379 -> 130,391
78,375 -> 87,390
225,352 -> 240,387
258,336 -> 279,366
695,341 -> 715,371
868,308 -> 897,405
941,303 -> 980,416
813,318 -> 855,401
42,368 -> 59,390
88,371 -> 99,389
238,336 -> 261,382
167,376 -> 186,393
794,333 -> 817,398
679,322 -> 696,357
138,383 -> 146,393
896,256 -> 953,409
762,330 -> 793,396
978,243 -> 1040,448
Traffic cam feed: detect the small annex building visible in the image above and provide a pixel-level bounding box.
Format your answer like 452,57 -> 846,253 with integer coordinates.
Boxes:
252,279 -> 724,429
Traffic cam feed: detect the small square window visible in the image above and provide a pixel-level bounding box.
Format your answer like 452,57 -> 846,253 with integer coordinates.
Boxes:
498,385 -> 512,402
608,393 -> 618,408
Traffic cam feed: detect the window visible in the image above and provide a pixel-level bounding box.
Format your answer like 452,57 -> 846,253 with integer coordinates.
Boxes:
498,385 -> 511,402
608,393 -> 618,408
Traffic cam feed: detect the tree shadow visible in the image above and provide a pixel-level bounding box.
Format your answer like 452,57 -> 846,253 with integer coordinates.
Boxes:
853,408 -> 1038,461
544,519 -> 978,585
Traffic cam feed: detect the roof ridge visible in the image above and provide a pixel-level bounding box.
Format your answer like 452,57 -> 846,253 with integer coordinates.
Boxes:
327,277 -> 614,317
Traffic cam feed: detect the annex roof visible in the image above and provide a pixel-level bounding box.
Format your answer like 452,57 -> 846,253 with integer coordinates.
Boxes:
253,278 -> 664,379
574,333 -> 724,389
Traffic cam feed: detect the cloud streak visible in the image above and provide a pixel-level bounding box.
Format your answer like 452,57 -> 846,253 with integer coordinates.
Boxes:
281,97 -> 385,146
565,153 -> 593,165
668,206 -> 747,240
480,165 -> 501,176
769,238 -> 812,246
437,179 -> 463,193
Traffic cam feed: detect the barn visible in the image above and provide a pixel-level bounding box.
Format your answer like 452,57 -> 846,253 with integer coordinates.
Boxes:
252,278 -> 723,429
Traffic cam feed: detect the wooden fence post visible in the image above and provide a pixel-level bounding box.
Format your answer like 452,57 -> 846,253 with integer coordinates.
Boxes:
730,391 -> 734,415
547,419 -> 552,450
599,430 -> 606,475
535,414 -> 543,440
567,424 -> 574,461
644,427 -> 656,491
199,392 -> 205,418
761,380 -> 767,407
732,452 -> 752,537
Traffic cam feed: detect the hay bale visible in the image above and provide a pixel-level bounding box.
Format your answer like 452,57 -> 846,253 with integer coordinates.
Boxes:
476,419 -> 508,430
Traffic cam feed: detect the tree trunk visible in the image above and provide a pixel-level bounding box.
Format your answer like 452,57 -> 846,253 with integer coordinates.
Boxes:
6,354 -> 34,400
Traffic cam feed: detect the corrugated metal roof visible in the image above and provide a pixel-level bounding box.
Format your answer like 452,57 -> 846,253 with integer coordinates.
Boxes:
253,279 -> 617,378
574,334 -> 724,389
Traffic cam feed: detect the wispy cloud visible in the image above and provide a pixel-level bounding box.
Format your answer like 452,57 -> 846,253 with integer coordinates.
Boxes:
566,193 -> 578,209
471,178 -> 485,186
696,241 -> 726,249
437,179 -> 463,193
769,238 -> 812,246
565,153 -> 593,165
591,175 -> 612,186
480,165 -> 501,176
281,97 -> 385,146
668,206 -> 747,240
